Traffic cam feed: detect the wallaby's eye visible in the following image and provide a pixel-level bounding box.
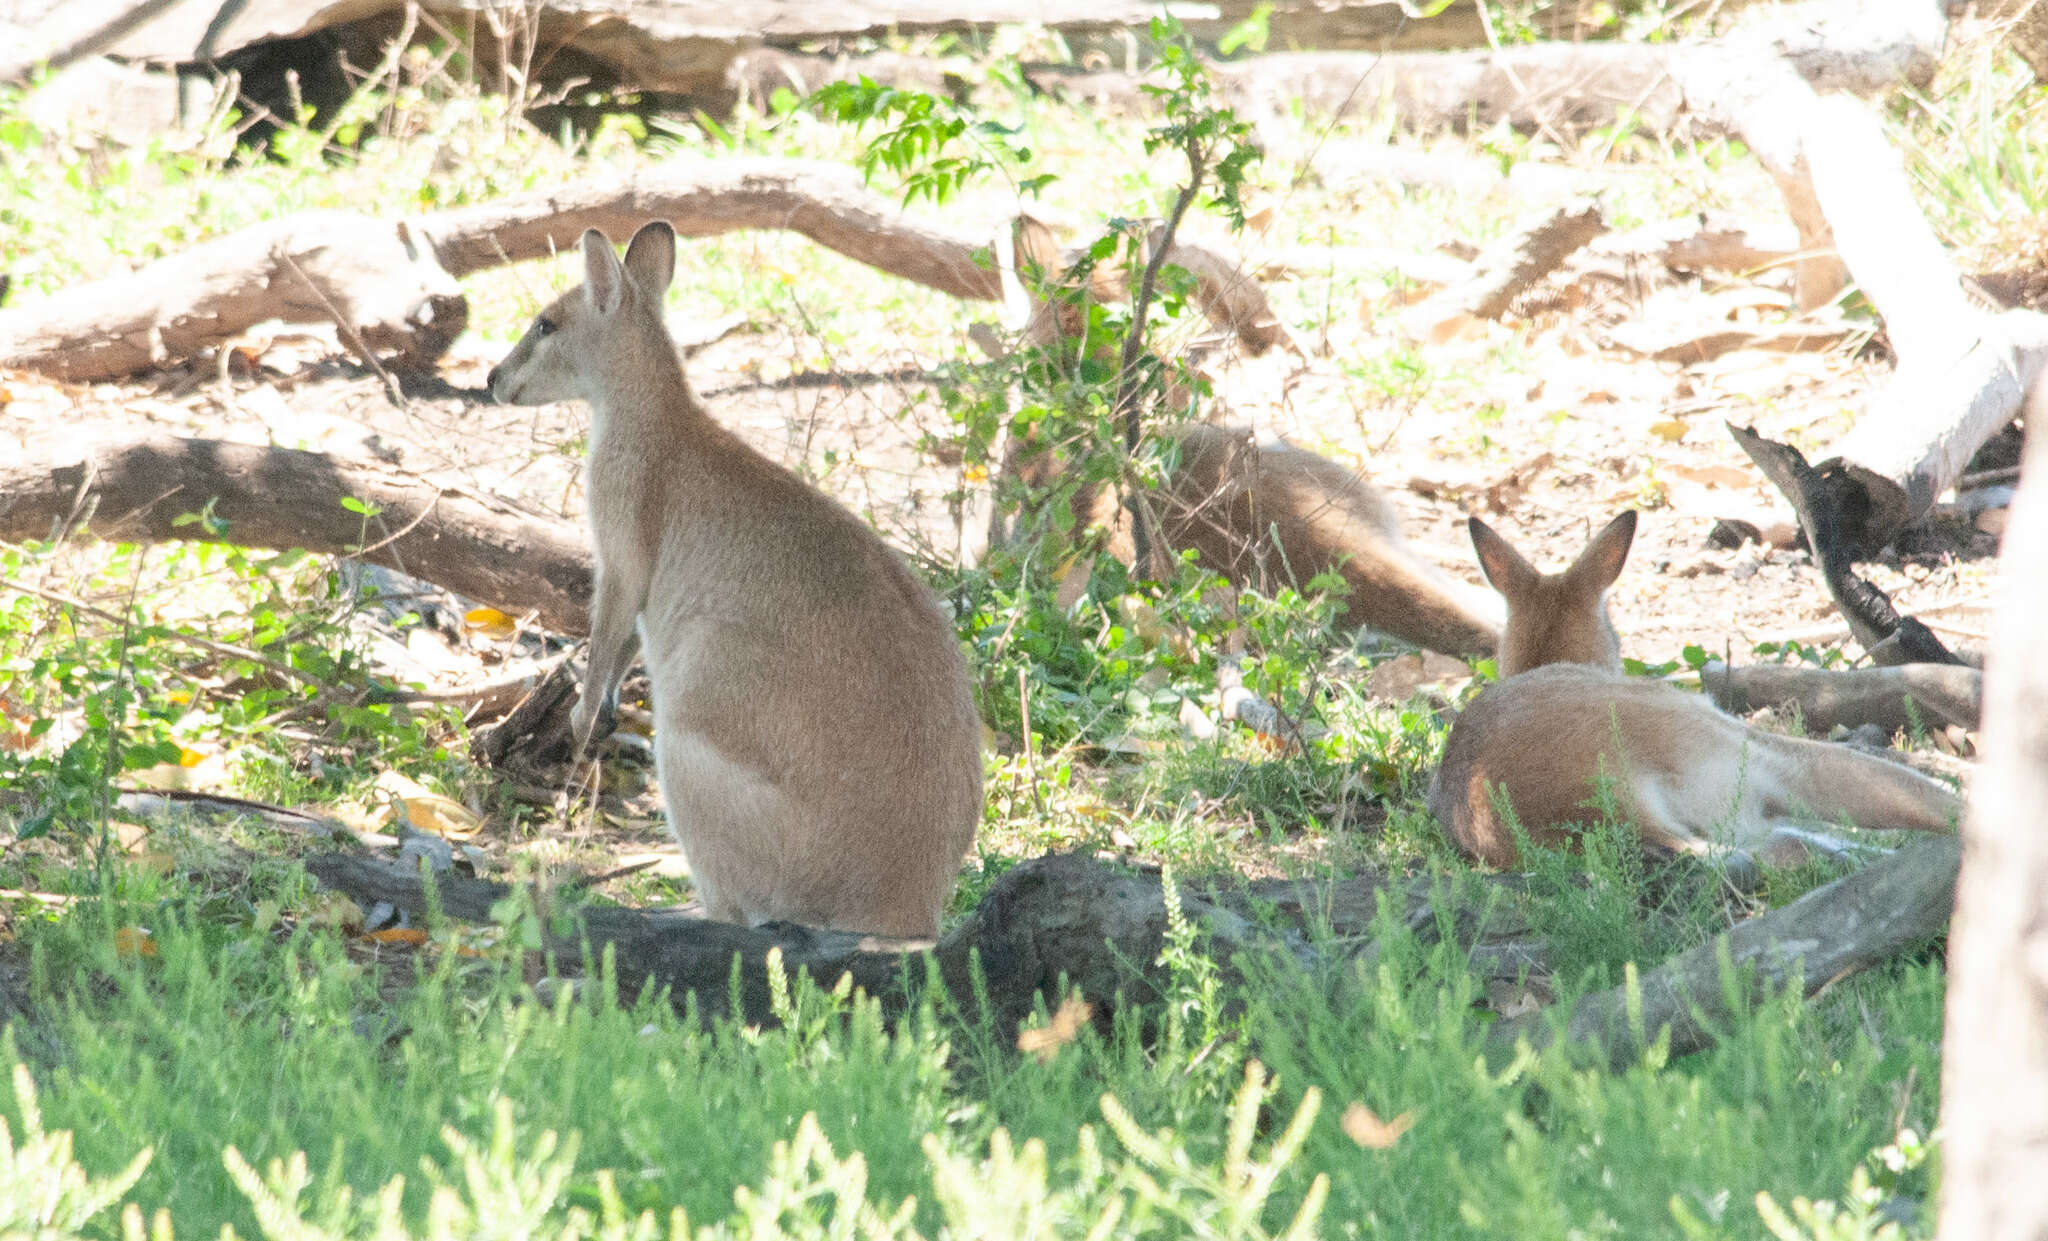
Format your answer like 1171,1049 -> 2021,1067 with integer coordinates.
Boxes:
534,316 -> 557,338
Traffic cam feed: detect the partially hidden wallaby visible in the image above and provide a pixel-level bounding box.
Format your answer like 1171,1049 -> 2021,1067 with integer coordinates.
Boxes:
999,423 -> 1504,656
991,214 -> 1502,657
487,222 -> 983,938
1429,510 -> 1961,869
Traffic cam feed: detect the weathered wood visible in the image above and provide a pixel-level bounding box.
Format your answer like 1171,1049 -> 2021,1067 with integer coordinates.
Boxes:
1485,835 -> 1961,1073
0,158 -> 1287,381
1937,354 -> 2048,1241
1794,91 -> 2048,546
305,850 -> 1331,1032
1729,422 -> 1961,665
1701,661 -> 1982,735
0,211 -> 466,382
101,0 -> 1159,97
0,429 -> 595,635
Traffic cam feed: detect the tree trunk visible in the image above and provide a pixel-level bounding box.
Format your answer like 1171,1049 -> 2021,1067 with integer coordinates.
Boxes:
1937,370 -> 2048,1241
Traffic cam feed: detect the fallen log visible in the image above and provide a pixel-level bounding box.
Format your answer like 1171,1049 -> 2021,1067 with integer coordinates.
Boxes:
0,211 -> 467,382
1,158 -> 1292,381
0,428 -> 595,635
1700,660 -> 1982,735
1484,834 -> 1961,1073
1793,91 -> 2048,548
304,850 -> 1336,1033
308,834 -> 1957,1072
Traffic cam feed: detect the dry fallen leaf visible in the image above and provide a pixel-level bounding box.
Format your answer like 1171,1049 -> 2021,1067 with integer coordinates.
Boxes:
372,770 -> 484,840
463,606 -> 518,641
363,927 -> 429,946
1341,1101 -> 1416,1149
113,926 -> 158,958
1017,996 -> 1094,1062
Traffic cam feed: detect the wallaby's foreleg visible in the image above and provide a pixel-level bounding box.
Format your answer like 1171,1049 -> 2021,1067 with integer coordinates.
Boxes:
573,563 -> 649,756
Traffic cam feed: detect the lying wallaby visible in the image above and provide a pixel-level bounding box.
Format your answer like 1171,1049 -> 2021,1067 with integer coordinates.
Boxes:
998,423 -> 1504,656
994,215 -> 1499,656
488,222 -> 983,938
1429,511 -> 1960,869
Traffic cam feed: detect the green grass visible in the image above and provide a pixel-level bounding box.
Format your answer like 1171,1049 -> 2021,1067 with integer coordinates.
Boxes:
0,864 -> 1943,1240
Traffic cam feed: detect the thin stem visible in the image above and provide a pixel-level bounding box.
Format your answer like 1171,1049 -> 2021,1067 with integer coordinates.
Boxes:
1115,135 -> 1210,578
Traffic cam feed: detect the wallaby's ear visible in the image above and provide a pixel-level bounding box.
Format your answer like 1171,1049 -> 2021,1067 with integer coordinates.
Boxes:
1564,510 -> 1638,595
1469,516 -> 1540,601
622,220 -> 676,297
583,228 -> 626,316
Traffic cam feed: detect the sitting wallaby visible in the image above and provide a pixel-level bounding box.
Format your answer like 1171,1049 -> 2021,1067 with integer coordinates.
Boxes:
1429,511 -> 1960,869
487,222 -> 983,938
997,423 -> 1505,656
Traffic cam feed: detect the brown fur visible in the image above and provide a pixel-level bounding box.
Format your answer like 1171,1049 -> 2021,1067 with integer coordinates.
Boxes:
1430,512 -> 1960,868
998,424 -> 1503,656
488,222 -> 982,938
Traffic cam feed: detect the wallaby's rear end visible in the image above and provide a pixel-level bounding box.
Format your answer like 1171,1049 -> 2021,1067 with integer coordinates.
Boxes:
489,222 -> 982,938
1430,512 -> 1959,868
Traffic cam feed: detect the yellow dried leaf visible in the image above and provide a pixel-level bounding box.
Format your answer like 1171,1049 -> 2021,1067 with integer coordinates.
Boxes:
1341,1102 -> 1415,1149
463,606 -> 518,640
1017,996 -> 1093,1062
1648,419 -> 1689,443
373,770 -> 485,840
114,926 -> 158,958
177,745 -> 207,768
363,927 -> 429,946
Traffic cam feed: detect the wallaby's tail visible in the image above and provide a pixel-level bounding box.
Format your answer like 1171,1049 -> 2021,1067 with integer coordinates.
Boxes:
1336,539 -> 1505,657
1170,427 -> 1503,656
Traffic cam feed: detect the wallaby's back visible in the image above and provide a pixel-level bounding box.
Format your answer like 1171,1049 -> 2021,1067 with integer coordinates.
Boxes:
489,221 -> 981,938
1430,511 -> 1958,868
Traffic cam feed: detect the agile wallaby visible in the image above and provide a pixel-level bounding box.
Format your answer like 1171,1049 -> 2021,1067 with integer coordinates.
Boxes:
997,423 -> 1503,655
993,216 -> 1500,656
1429,511 -> 1960,869
488,222 -> 982,938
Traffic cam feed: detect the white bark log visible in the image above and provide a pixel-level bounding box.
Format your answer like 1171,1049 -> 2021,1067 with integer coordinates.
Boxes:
0,212 -> 466,382
1791,92 -> 2048,542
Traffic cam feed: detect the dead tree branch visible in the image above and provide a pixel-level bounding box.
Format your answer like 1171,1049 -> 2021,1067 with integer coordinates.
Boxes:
1485,835 -> 1961,1073
0,429 -> 594,634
